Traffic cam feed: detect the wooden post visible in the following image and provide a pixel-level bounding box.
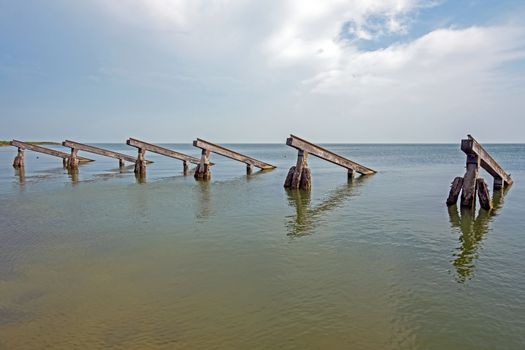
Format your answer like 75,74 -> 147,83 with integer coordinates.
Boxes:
348,169 -> 354,180
476,178 -> 492,210
68,148 -> 79,170
460,154 -> 479,209
446,177 -> 464,206
183,161 -> 189,175
493,177 -> 504,191
246,163 -> 253,175
119,158 -> 125,168
62,158 -> 67,168
284,150 -> 312,190
284,166 -> 296,188
134,148 -> 147,176
13,147 -> 24,168
194,149 -> 211,180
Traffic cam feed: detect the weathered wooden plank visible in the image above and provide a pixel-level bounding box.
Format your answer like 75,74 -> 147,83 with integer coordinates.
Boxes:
446,176 -> 464,206
461,135 -> 512,186
193,138 -> 276,170
10,140 -> 94,163
63,140 -> 148,164
286,135 -> 376,175
127,138 -> 200,164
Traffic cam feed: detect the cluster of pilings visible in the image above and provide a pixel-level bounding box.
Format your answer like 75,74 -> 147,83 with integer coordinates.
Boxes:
446,135 -> 512,210
283,135 -> 376,190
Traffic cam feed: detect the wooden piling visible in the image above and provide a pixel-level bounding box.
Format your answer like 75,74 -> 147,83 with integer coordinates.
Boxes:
447,135 -> 512,208
134,148 -> 147,176
286,150 -> 312,190
460,154 -> 479,209
446,177 -> 464,206
493,177 -> 504,191
13,148 -> 24,168
194,149 -> 211,180
68,148 -> 79,170
476,178 -> 492,210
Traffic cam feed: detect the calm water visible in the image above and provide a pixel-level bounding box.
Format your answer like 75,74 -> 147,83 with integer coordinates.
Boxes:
0,143 -> 524,349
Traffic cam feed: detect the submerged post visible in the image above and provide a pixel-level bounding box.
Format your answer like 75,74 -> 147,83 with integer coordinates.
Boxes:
134,148 -> 147,176
194,149 -> 211,180
285,149 -> 312,190
13,147 -> 25,168
68,147 -> 79,170
460,154 -> 479,209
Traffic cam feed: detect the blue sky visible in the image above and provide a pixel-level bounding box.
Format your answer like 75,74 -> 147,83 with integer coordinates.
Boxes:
1,0 -> 525,143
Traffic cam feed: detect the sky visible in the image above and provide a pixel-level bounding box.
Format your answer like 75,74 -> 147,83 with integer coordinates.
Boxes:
1,0 -> 525,143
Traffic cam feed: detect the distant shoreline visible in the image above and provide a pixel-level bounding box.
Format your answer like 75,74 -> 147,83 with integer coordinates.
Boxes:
0,141 -> 60,147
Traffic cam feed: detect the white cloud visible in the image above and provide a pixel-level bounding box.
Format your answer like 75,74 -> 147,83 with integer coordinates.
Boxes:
92,0 -> 525,141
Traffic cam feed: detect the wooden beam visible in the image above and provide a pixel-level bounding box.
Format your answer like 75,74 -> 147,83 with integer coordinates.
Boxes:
461,135 -> 512,187
10,140 -> 94,163
286,135 -> 376,175
63,140 -> 149,164
193,138 -> 276,170
126,138 -> 200,164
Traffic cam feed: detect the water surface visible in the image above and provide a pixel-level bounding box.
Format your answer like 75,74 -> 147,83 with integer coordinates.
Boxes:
0,143 -> 524,349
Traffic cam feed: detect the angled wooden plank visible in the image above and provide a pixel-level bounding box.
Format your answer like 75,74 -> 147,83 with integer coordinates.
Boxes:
10,140 -> 94,163
286,135 -> 376,175
63,140 -> 151,163
126,138 -> 200,165
193,138 -> 276,170
461,135 -> 512,186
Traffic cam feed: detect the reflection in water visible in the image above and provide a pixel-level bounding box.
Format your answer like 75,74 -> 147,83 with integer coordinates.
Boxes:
195,180 -> 212,221
286,176 -> 371,237
15,167 -> 25,186
67,168 -> 79,184
449,188 -> 507,283
135,172 -> 146,184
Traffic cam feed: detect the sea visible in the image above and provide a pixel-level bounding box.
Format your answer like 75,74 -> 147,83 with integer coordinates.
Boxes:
0,143 -> 524,349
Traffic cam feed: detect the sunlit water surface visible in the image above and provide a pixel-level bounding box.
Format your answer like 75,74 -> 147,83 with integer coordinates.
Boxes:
0,143 -> 524,349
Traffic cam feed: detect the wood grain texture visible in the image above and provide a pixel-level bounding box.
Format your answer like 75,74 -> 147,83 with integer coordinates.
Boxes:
476,178 -> 492,210
461,135 -> 512,187
286,135 -> 376,175
446,176 -> 464,206
10,140 -> 94,163
460,154 -> 479,209
193,138 -> 276,170
63,140 -> 146,164
127,138 -> 196,164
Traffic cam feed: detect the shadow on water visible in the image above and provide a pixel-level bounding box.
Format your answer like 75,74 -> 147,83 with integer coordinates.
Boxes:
448,188 -> 508,283
285,175 -> 372,237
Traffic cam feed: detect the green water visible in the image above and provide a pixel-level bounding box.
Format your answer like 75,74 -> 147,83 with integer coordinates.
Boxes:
1,144 -> 524,349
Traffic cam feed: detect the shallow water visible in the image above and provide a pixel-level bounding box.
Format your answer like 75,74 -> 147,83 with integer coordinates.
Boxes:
0,143 -> 524,349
